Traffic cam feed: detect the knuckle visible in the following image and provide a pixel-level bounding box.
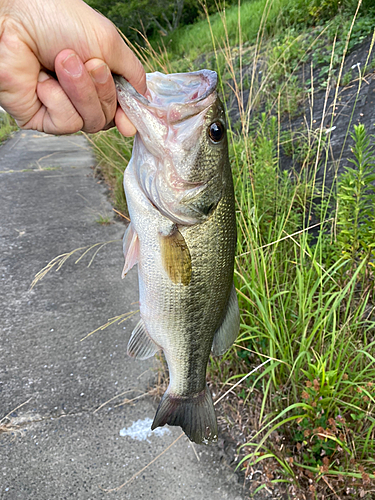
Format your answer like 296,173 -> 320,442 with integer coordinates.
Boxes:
83,116 -> 106,134
130,62 -> 147,95
100,88 -> 117,109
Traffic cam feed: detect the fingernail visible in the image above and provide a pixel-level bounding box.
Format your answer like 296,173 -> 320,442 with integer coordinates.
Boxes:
62,54 -> 83,77
38,71 -> 50,83
90,63 -> 109,84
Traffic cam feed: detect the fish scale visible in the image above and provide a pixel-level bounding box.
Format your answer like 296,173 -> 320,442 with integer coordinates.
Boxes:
115,70 -> 240,444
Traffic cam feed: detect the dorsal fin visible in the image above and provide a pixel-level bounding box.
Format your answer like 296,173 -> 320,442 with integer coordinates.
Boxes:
212,285 -> 240,355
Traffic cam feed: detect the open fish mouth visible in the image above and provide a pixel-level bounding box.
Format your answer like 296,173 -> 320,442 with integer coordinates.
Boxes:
114,70 -> 224,226
113,69 -> 217,109
114,70 -> 218,122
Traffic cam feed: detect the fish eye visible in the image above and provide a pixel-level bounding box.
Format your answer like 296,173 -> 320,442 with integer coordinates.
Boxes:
208,121 -> 225,143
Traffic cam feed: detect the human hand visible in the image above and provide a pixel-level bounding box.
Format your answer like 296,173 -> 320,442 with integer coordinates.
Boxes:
0,0 -> 146,135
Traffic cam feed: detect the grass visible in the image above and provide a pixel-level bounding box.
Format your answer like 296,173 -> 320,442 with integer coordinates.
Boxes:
201,2 -> 375,496
85,129 -> 133,218
165,0 -> 285,61
95,214 -> 113,225
29,240 -> 121,290
0,113 -> 18,144
151,0 -> 375,71
0,398 -> 32,436
88,0 -> 375,497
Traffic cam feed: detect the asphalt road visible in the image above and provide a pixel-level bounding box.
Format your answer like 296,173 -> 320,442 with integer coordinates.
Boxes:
0,130 -> 245,500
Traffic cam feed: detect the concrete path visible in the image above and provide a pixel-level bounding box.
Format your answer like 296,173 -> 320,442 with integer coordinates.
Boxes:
0,131 -> 245,500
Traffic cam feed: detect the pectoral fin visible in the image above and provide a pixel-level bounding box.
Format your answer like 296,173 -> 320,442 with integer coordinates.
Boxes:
127,319 -> 160,360
159,228 -> 192,286
211,285 -> 240,355
122,223 -> 139,278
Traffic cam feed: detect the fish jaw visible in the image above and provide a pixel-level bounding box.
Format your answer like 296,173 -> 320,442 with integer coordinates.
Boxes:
115,71 -> 226,226
114,71 -> 217,159
115,70 -> 218,120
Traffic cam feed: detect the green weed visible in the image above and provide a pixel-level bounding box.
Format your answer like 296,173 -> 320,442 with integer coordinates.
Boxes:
95,214 -> 112,225
0,113 -> 18,143
200,2 -> 375,496
85,129 -> 133,218
335,124 -> 375,272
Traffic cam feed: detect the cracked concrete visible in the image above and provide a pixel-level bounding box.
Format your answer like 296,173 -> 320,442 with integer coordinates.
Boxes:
0,130 -> 246,500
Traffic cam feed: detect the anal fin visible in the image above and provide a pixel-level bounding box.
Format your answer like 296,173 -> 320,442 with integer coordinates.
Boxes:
211,285 -> 240,355
127,319 -> 160,360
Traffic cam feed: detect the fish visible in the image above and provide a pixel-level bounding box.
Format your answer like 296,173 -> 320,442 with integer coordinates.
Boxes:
115,70 -> 240,445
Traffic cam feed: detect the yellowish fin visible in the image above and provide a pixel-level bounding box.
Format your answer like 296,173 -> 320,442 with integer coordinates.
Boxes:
159,228 -> 192,286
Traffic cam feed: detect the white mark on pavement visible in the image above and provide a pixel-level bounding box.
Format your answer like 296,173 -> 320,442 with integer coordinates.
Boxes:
119,418 -> 171,443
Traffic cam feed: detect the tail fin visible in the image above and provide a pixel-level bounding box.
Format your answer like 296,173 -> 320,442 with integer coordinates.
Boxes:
151,385 -> 217,444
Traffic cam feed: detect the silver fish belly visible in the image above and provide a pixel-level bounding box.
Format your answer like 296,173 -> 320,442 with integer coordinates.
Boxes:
115,70 -> 239,445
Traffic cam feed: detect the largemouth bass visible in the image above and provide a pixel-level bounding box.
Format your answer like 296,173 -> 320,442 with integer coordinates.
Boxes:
115,70 -> 239,445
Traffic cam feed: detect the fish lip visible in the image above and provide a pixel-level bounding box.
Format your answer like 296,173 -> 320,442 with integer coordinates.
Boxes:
113,74 -> 150,105
170,69 -> 218,104
114,70 -> 218,108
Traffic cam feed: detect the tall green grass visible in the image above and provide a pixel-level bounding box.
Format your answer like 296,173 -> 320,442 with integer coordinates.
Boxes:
166,0 -> 284,60
203,1 -> 375,495
232,121 -> 375,491
89,0 -> 375,496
